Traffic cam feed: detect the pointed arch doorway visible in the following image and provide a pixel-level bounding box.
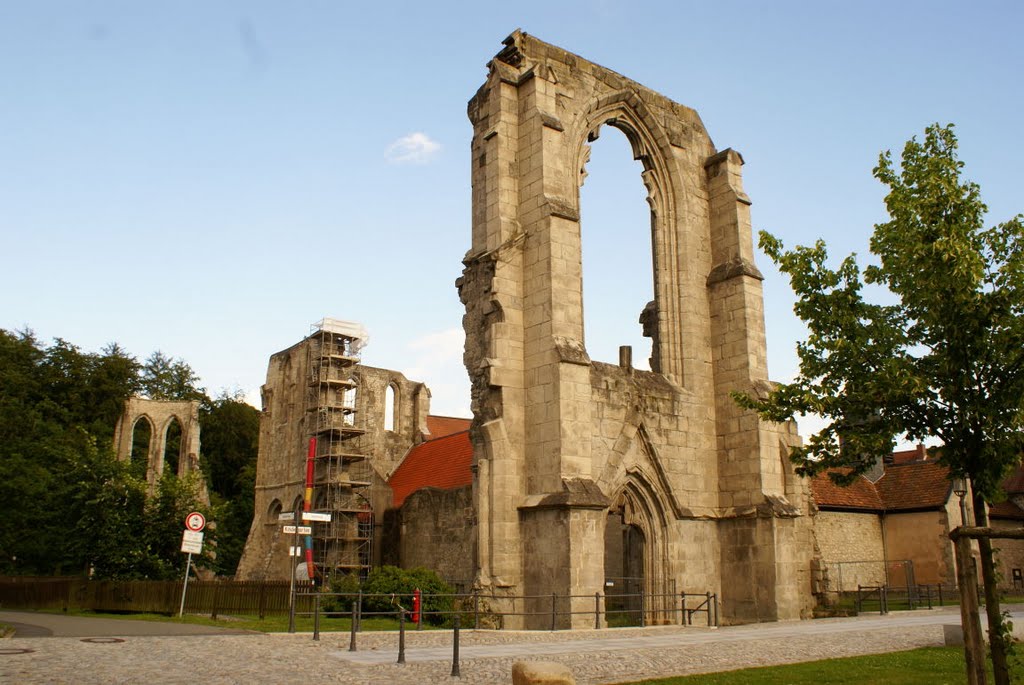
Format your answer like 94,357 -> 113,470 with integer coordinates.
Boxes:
603,468 -> 678,627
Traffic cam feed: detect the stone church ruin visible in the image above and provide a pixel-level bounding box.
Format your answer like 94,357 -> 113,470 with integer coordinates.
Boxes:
238,31 -> 818,627
456,30 -> 815,627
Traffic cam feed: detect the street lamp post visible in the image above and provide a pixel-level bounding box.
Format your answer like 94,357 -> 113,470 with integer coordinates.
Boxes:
953,477 -> 970,526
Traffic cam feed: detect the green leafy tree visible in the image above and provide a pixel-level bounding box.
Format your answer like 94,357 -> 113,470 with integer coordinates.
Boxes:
199,393 -> 259,575
737,124 -> 1024,684
143,472 -> 213,579
141,351 -> 206,401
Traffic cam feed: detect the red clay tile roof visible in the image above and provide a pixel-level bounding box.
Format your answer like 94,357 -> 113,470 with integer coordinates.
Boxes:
1002,464 -> 1024,496
990,500 -> 1024,521
891,446 -> 929,464
876,461 -> 952,510
810,469 -> 884,511
812,460 -> 951,512
388,430 -> 473,508
425,415 -> 472,439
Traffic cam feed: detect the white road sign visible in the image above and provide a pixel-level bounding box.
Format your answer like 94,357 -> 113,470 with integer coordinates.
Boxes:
283,525 -> 296,534
284,525 -> 313,535
289,546 -> 303,557
302,512 -> 331,522
181,529 -> 203,554
278,511 -> 295,521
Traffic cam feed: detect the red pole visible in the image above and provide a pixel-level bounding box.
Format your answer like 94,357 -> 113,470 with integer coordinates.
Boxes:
413,589 -> 421,624
304,437 -> 316,580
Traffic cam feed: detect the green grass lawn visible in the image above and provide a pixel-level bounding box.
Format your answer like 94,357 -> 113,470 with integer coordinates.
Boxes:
622,647 -> 988,685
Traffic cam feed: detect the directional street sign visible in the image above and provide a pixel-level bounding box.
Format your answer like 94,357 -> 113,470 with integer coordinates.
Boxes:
302,512 -> 331,522
283,525 -> 312,535
278,511 -> 295,521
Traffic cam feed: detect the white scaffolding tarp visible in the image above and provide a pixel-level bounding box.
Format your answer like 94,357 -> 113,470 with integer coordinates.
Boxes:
312,318 -> 369,353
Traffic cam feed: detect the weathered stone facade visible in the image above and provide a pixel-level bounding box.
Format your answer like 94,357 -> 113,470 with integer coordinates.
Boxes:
112,397 -> 207,501
236,328 -> 430,580
388,486 -> 475,589
458,31 -> 815,627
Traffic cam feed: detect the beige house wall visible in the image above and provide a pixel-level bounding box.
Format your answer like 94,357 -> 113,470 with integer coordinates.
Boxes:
883,510 -> 955,586
991,518 -> 1024,590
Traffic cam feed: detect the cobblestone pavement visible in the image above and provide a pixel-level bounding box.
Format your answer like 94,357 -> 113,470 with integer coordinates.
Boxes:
2,607 -> 1014,684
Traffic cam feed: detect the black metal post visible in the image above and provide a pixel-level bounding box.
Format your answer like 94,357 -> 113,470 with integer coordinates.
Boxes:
550,592 -> 556,631
451,614 -> 461,677
313,592 -> 320,641
349,601 -> 357,652
356,591 -> 362,632
680,593 -> 686,626
473,592 -> 479,630
938,583 -> 944,607
595,592 -> 601,630
288,587 -> 297,633
706,591 -> 712,627
640,591 -> 646,627
397,609 -> 406,664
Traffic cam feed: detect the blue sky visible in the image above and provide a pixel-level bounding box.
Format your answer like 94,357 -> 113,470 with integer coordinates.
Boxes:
2,2 -> 1022,431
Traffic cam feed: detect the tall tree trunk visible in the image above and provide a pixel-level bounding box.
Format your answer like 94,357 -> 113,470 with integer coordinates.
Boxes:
974,493 -> 1011,685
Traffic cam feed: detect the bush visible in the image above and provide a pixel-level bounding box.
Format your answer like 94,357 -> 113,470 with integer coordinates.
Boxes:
321,572 -> 361,614
361,565 -> 454,625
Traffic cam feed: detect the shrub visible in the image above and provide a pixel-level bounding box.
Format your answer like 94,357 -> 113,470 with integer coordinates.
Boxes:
361,565 -> 454,625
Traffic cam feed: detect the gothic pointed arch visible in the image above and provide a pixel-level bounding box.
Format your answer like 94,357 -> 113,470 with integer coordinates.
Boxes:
570,89 -> 690,382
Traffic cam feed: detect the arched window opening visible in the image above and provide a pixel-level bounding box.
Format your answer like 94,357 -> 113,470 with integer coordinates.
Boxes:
342,387 -> 357,426
292,494 -> 305,519
267,499 -> 282,524
384,383 -> 397,432
579,125 -> 655,369
163,417 -> 182,477
129,417 -> 153,480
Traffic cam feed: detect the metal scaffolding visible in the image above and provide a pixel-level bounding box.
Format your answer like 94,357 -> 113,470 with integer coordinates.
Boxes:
306,319 -> 373,580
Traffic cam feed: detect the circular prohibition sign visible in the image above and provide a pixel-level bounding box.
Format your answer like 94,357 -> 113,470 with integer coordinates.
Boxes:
185,511 -> 206,532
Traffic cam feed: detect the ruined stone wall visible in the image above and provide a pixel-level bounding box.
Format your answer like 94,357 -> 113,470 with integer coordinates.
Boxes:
393,486 -> 475,588
112,397 -> 204,490
461,31 -> 814,628
236,334 -> 429,580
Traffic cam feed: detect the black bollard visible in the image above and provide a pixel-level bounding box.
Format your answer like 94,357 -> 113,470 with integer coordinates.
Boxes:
451,614 -> 461,677
349,601 -> 358,652
313,593 -> 320,641
397,609 -> 406,665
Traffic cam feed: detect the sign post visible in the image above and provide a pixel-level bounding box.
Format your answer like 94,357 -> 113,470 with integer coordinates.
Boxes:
178,512 -> 206,617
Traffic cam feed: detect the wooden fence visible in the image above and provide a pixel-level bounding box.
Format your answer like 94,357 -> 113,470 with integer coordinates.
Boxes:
0,577 -> 312,617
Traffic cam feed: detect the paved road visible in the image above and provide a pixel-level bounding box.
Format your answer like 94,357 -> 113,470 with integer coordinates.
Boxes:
0,610 -> 255,637
0,606 -> 1012,684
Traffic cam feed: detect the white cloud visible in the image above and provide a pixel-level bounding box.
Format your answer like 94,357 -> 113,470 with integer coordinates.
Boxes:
402,328 -> 470,417
385,132 -> 441,164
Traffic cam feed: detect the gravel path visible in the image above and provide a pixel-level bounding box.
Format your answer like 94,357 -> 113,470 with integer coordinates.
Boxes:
0,606 -> 1002,684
